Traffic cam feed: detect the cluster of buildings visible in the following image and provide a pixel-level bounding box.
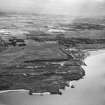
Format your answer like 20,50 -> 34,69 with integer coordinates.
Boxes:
0,29 -> 26,47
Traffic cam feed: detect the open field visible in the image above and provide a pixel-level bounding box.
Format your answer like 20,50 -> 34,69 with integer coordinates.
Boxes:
0,40 -> 85,94
0,14 -> 105,95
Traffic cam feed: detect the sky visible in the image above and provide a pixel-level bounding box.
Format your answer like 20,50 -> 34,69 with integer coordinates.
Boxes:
0,0 -> 105,16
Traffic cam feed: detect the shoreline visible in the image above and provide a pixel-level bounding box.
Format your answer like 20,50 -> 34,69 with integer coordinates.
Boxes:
1,49 -> 103,95
0,89 -> 50,95
0,89 -> 28,93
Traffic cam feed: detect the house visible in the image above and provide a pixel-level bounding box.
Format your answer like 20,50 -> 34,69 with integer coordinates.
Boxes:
9,38 -> 26,46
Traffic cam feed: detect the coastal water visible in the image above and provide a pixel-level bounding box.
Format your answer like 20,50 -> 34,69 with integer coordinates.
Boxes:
0,50 -> 105,105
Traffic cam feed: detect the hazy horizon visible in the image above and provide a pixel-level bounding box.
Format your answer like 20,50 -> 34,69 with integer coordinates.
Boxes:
0,0 -> 105,17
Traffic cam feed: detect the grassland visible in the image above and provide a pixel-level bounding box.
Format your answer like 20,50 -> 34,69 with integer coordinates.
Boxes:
0,17 -> 105,95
